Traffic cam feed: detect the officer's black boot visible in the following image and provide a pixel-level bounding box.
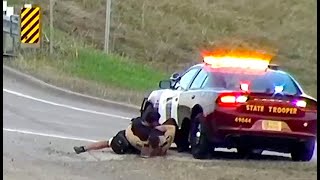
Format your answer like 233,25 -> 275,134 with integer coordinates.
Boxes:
73,146 -> 86,154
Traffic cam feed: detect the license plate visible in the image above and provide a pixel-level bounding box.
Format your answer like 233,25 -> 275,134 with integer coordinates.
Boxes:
262,120 -> 282,131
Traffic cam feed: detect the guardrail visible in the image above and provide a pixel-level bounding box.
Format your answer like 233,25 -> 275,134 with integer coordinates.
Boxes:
3,14 -> 20,57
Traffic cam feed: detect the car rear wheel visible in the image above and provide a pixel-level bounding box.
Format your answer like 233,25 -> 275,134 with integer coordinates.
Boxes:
189,113 -> 210,159
291,140 -> 315,161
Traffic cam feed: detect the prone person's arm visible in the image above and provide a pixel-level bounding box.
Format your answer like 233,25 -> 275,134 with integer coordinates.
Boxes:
155,118 -> 177,133
155,125 -> 175,134
155,125 -> 167,132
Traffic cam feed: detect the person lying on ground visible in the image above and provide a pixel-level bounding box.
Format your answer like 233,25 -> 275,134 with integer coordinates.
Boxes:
73,107 -> 177,158
73,110 -> 161,156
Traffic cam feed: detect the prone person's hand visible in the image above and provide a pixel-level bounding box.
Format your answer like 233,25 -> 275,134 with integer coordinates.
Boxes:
155,125 -> 167,132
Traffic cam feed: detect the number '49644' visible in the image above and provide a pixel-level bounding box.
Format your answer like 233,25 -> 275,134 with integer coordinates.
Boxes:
235,117 -> 251,123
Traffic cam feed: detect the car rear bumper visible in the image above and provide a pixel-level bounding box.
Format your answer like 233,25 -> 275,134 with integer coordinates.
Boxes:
220,133 -> 314,153
217,126 -> 316,139
207,126 -> 316,152
204,108 -> 317,150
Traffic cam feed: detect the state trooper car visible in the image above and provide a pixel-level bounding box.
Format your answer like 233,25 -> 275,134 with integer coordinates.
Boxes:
139,51 -> 317,161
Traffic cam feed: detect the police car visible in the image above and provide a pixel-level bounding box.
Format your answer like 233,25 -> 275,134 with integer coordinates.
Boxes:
140,50 -> 317,161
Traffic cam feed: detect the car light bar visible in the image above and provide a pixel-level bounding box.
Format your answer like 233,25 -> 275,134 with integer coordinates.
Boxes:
203,56 -> 270,70
201,49 -> 273,70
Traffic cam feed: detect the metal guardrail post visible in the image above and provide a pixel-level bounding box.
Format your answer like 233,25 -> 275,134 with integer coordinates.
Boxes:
3,14 -> 20,57
10,15 -> 18,55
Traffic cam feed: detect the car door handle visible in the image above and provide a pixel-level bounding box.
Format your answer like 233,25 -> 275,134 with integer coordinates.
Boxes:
191,95 -> 195,99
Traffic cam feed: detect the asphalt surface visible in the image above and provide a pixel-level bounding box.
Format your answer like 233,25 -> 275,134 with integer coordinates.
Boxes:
3,71 -> 317,180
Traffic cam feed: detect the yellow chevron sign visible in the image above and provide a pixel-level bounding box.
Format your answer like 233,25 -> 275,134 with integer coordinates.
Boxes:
20,6 -> 41,44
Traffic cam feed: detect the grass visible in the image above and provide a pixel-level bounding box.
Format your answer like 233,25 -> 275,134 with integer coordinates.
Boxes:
5,0 -> 167,103
5,47 -> 167,105
4,11 -> 167,104
5,0 -> 317,100
62,48 -> 166,91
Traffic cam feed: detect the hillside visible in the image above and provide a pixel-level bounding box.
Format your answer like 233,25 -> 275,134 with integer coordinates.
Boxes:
7,0 -> 317,98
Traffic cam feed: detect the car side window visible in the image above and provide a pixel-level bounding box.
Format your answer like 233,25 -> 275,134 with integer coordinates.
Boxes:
189,69 -> 208,89
174,68 -> 200,90
200,76 -> 209,88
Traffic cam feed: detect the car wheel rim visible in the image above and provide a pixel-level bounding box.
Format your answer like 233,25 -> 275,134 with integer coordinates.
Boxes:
195,123 -> 201,145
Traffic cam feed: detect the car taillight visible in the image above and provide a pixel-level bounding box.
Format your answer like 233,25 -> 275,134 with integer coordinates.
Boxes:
293,98 -> 317,111
217,93 -> 248,106
295,100 -> 307,108
220,95 -> 236,103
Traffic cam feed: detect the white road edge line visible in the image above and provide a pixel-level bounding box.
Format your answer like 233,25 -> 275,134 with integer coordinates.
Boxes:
3,88 -> 131,120
3,128 -> 316,160
3,128 -> 98,142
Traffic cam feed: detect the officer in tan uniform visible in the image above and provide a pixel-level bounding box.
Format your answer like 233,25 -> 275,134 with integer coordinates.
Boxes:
117,111 -> 177,157
146,117 -> 176,156
73,110 -> 176,157
125,111 -> 161,153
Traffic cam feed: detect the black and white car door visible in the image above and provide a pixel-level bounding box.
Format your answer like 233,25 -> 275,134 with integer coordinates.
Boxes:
177,68 -> 212,119
157,67 -> 201,124
158,89 -> 182,124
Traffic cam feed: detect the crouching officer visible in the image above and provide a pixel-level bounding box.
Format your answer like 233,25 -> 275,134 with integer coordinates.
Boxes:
73,110 -> 161,155
141,117 -> 177,157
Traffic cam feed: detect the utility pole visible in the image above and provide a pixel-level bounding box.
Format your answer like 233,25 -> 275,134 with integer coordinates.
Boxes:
49,0 -> 53,55
104,0 -> 111,53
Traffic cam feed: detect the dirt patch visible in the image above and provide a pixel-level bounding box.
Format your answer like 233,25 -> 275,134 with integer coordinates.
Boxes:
53,0 -> 106,49
4,154 -> 317,180
95,158 -> 317,180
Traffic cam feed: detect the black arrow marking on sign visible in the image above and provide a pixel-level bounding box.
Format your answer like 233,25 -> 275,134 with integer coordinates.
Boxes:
21,19 -> 39,41
21,10 -> 39,32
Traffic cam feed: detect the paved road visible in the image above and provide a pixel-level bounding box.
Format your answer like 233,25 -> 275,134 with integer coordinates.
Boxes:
4,72 -> 141,179
3,71 -> 317,180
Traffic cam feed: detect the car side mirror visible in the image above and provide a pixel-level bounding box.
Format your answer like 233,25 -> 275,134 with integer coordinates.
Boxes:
159,80 -> 172,89
170,72 -> 180,82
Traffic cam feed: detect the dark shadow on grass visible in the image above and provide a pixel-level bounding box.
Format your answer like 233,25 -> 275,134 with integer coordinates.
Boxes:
169,147 -> 291,161
209,151 -> 291,161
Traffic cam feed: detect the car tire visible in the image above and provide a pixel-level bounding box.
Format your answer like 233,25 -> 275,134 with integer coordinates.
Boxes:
291,139 -> 315,162
236,147 -> 263,158
189,113 -> 209,159
236,146 -> 250,158
174,119 -> 190,152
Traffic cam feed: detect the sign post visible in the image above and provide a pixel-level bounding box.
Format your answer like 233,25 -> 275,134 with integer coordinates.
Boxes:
104,0 -> 111,53
49,0 -> 54,54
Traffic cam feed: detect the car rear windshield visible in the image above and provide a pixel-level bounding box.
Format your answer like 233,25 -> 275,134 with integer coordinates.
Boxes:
206,69 -> 301,95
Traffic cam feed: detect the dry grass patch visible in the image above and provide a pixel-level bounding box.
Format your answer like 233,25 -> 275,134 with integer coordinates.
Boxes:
7,0 -> 316,98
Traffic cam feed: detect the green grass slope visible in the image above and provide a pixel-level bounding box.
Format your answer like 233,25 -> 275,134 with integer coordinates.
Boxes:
7,0 -> 317,99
